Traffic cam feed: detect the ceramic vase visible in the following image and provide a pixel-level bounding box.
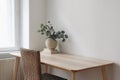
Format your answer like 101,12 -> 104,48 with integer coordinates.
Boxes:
45,38 -> 57,50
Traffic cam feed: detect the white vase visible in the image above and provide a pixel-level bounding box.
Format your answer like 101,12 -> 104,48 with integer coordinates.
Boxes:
45,38 -> 57,50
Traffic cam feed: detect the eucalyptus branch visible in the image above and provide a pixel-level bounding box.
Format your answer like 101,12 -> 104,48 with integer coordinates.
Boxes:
38,21 -> 68,42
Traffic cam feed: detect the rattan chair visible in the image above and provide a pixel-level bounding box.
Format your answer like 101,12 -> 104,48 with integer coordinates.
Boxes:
20,48 -> 67,80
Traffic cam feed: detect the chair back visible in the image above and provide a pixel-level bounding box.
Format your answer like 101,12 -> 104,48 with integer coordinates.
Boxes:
21,48 -> 41,80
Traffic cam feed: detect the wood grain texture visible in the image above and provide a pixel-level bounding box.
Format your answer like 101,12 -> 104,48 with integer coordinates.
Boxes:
12,57 -> 20,80
71,71 -> 76,80
10,52 -> 113,72
20,48 -> 67,80
10,52 -> 113,80
101,66 -> 108,80
41,53 -> 113,72
21,48 -> 41,80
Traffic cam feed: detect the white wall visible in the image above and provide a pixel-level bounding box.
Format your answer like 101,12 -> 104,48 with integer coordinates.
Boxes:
21,0 -> 46,50
21,0 -> 29,48
29,0 -> 46,50
46,0 -> 120,80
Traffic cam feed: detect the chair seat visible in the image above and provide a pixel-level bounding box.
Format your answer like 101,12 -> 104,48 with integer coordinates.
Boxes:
42,73 -> 67,80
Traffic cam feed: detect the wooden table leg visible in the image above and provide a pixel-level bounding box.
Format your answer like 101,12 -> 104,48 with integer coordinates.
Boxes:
71,71 -> 76,80
12,57 -> 20,80
45,65 -> 49,73
101,66 -> 108,80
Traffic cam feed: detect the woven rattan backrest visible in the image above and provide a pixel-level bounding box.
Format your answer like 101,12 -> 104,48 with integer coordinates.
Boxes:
21,48 -> 41,80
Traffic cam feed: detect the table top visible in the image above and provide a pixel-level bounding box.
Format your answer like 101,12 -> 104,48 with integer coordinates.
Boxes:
10,52 -> 113,72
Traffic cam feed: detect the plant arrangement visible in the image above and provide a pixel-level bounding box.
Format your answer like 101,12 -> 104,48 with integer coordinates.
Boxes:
38,21 -> 68,42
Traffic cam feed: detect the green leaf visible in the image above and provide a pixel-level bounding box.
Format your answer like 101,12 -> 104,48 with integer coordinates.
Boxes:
61,30 -> 65,33
65,35 -> 68,38
48,21 -> 50,23
38,21 -> 68,42
62,38 -> 65,42
41,32 -> 44,35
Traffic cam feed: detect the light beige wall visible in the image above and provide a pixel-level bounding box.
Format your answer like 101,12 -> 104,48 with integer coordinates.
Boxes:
46,0 -> 120,80
29,0 -> 46,50
21,0 -> 120,80
21,0 -> 46,50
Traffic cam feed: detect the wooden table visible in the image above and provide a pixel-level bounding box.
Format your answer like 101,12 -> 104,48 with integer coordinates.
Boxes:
10,52 -> 113,80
